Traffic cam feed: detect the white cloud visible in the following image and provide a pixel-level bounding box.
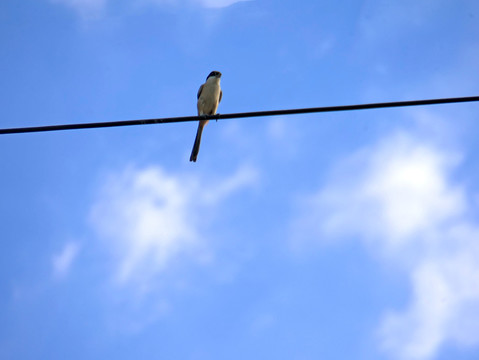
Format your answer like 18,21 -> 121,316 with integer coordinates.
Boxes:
264,118 -> 301,159
201,164 -> 259,204
267,118 -> 288,141
293,132 -> 465,254
291,129 -> 479,359
50,0 -> 107,18
52,242 -> 81,279
89,164 -> 258,289
51,0 -> 250,18
380,250 -> 479,360
143,0 -> 251,8
195,0 -> 251,8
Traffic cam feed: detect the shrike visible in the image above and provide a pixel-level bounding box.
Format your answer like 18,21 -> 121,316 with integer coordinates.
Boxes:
190,71 -> 222,162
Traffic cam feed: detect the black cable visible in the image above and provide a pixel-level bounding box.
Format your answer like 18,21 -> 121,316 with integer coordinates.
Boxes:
1,96 -> 478,135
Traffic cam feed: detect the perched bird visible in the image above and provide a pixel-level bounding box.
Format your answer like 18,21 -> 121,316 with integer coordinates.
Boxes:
190,71 -> 222,162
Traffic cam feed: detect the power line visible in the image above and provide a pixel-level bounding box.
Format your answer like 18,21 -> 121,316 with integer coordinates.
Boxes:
1,95 -> 478,135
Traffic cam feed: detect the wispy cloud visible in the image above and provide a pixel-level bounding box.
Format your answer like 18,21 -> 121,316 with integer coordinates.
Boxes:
52,242 -> 81,279
50,0 -> 108,19
357,0 -> 442,45
89,164 -> 259,290
195,0 -> 251,8
380,245 -> 479,359
293,132 -> 465,252
142,0 -> 251,8
291,121 -> 479,359
50,0 -> 250,18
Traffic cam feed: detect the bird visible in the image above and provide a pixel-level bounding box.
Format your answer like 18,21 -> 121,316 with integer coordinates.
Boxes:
190,70 -> 222,162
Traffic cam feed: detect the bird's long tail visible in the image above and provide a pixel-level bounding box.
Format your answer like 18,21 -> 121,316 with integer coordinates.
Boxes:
189,122 -> 205,162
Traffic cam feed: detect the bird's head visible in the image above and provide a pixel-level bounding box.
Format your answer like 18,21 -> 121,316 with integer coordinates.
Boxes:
206,71 -> 222,80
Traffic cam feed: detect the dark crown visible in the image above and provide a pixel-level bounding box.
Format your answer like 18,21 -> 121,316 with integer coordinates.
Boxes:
207,71 -> 222,80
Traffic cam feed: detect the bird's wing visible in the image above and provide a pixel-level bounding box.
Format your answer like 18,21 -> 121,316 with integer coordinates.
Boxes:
197,84 -> 204,99
219,89 -> 223,103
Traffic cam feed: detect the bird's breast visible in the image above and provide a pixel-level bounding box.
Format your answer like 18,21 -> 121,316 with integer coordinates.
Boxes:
197,83 -> 221,116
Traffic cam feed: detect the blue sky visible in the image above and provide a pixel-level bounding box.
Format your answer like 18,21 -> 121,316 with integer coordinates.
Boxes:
1,0 -> 479,359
